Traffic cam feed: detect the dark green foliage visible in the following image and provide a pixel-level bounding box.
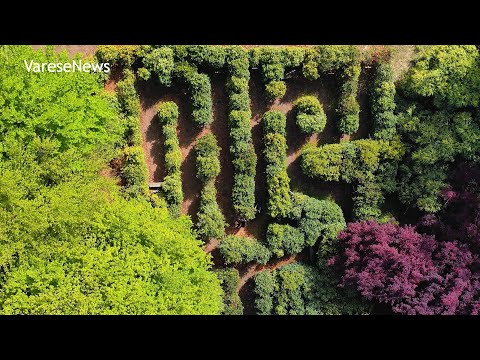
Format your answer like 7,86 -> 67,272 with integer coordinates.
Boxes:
372,61 -> 397,140
254,270 -> 275,315
143,47 -> 175,86
174,62 -> 213,126
186,45 -> 227,70
293,95 -> 327,134
254,263 -> 369,315
396,107 -> 480,212
337,63 -> 361,134
216,268 -> 243,315
262,111 -> 292,218
158,102 -> 183,216
289,192 -> 346,257
226,48 -> 256,222
219,235 -> 271,265
266,223 -> 305,257
196,181 -> 226,241
400,45 -> 480,109
195,133 -> 221,182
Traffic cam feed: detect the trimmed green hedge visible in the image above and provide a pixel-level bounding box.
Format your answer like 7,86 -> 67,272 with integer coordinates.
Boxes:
158,102 -> 183,216
219,235 -> 271,265
226,47 -> 257,222
371,60 -> 397,140
293,95 -> 327,134
174,62 -> 213,126
337,63 -> 361,135
194,133 -> 225,241
215,268 -> 243,315
195,133 -> 221,182
262,111 -> 291,218
250,47 -> 306,101
196,180 -> 226,241
142,47 -> 175,86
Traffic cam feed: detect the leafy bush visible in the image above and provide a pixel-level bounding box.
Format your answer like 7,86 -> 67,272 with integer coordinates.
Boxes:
137,67 -> 151,81
196,181 -> 226,241
289,192 -> 345,257
175,62 -> 212,126
330,190 -> 480,315
400,45 -> 480,109
254,263 -> 369,315
301,143 -> 343,181
262,111 -> 291,218
265,80 -> 287,100
116,69 -> 139,118
262,110 -> 287,136
95,45 -> 140,66
302,48 -> 320,80
315,45 -> 360,73
216,268 -> 243,315
337,63 -> 361,134
293,95 -> 327,134
219,235 -> 271,265
254,271 -> 275,315
266,223 -> 305,257
372,61 -> 396,140
186,45 -> 227,70
158,102 -> 183,215
226,48 -> 256,222
195,133 -> 221,182
143,47 -> 175,86
121,146 -> 149,198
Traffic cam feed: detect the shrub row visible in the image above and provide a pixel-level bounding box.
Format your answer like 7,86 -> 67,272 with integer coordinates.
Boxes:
142,47 -> 175,86
226,47 -> 257,222
215,268 -> 243,315
219,235 -> 271,265
116,69 -> 148,198
301,139 -> 404,220
171,45 -> 227,70
121,146 -> 149,198
174,62 -> 212,126
371,60 -> 397,140
337,62 -> 361,135
158,102 -> 183,216
250,47 -> 305,101
194,134 -> 225,240
95,45 -> 140,67
262,111 -> 292,218
293,95 -> 327,134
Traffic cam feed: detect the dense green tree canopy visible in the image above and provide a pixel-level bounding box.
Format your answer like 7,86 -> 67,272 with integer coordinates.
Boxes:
0,46 -> 222,314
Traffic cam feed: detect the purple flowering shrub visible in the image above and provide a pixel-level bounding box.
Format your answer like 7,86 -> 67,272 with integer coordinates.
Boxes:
329,185 -> 480,314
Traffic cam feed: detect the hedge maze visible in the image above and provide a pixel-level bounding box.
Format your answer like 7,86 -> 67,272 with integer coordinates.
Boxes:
97,45 -> 399,315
